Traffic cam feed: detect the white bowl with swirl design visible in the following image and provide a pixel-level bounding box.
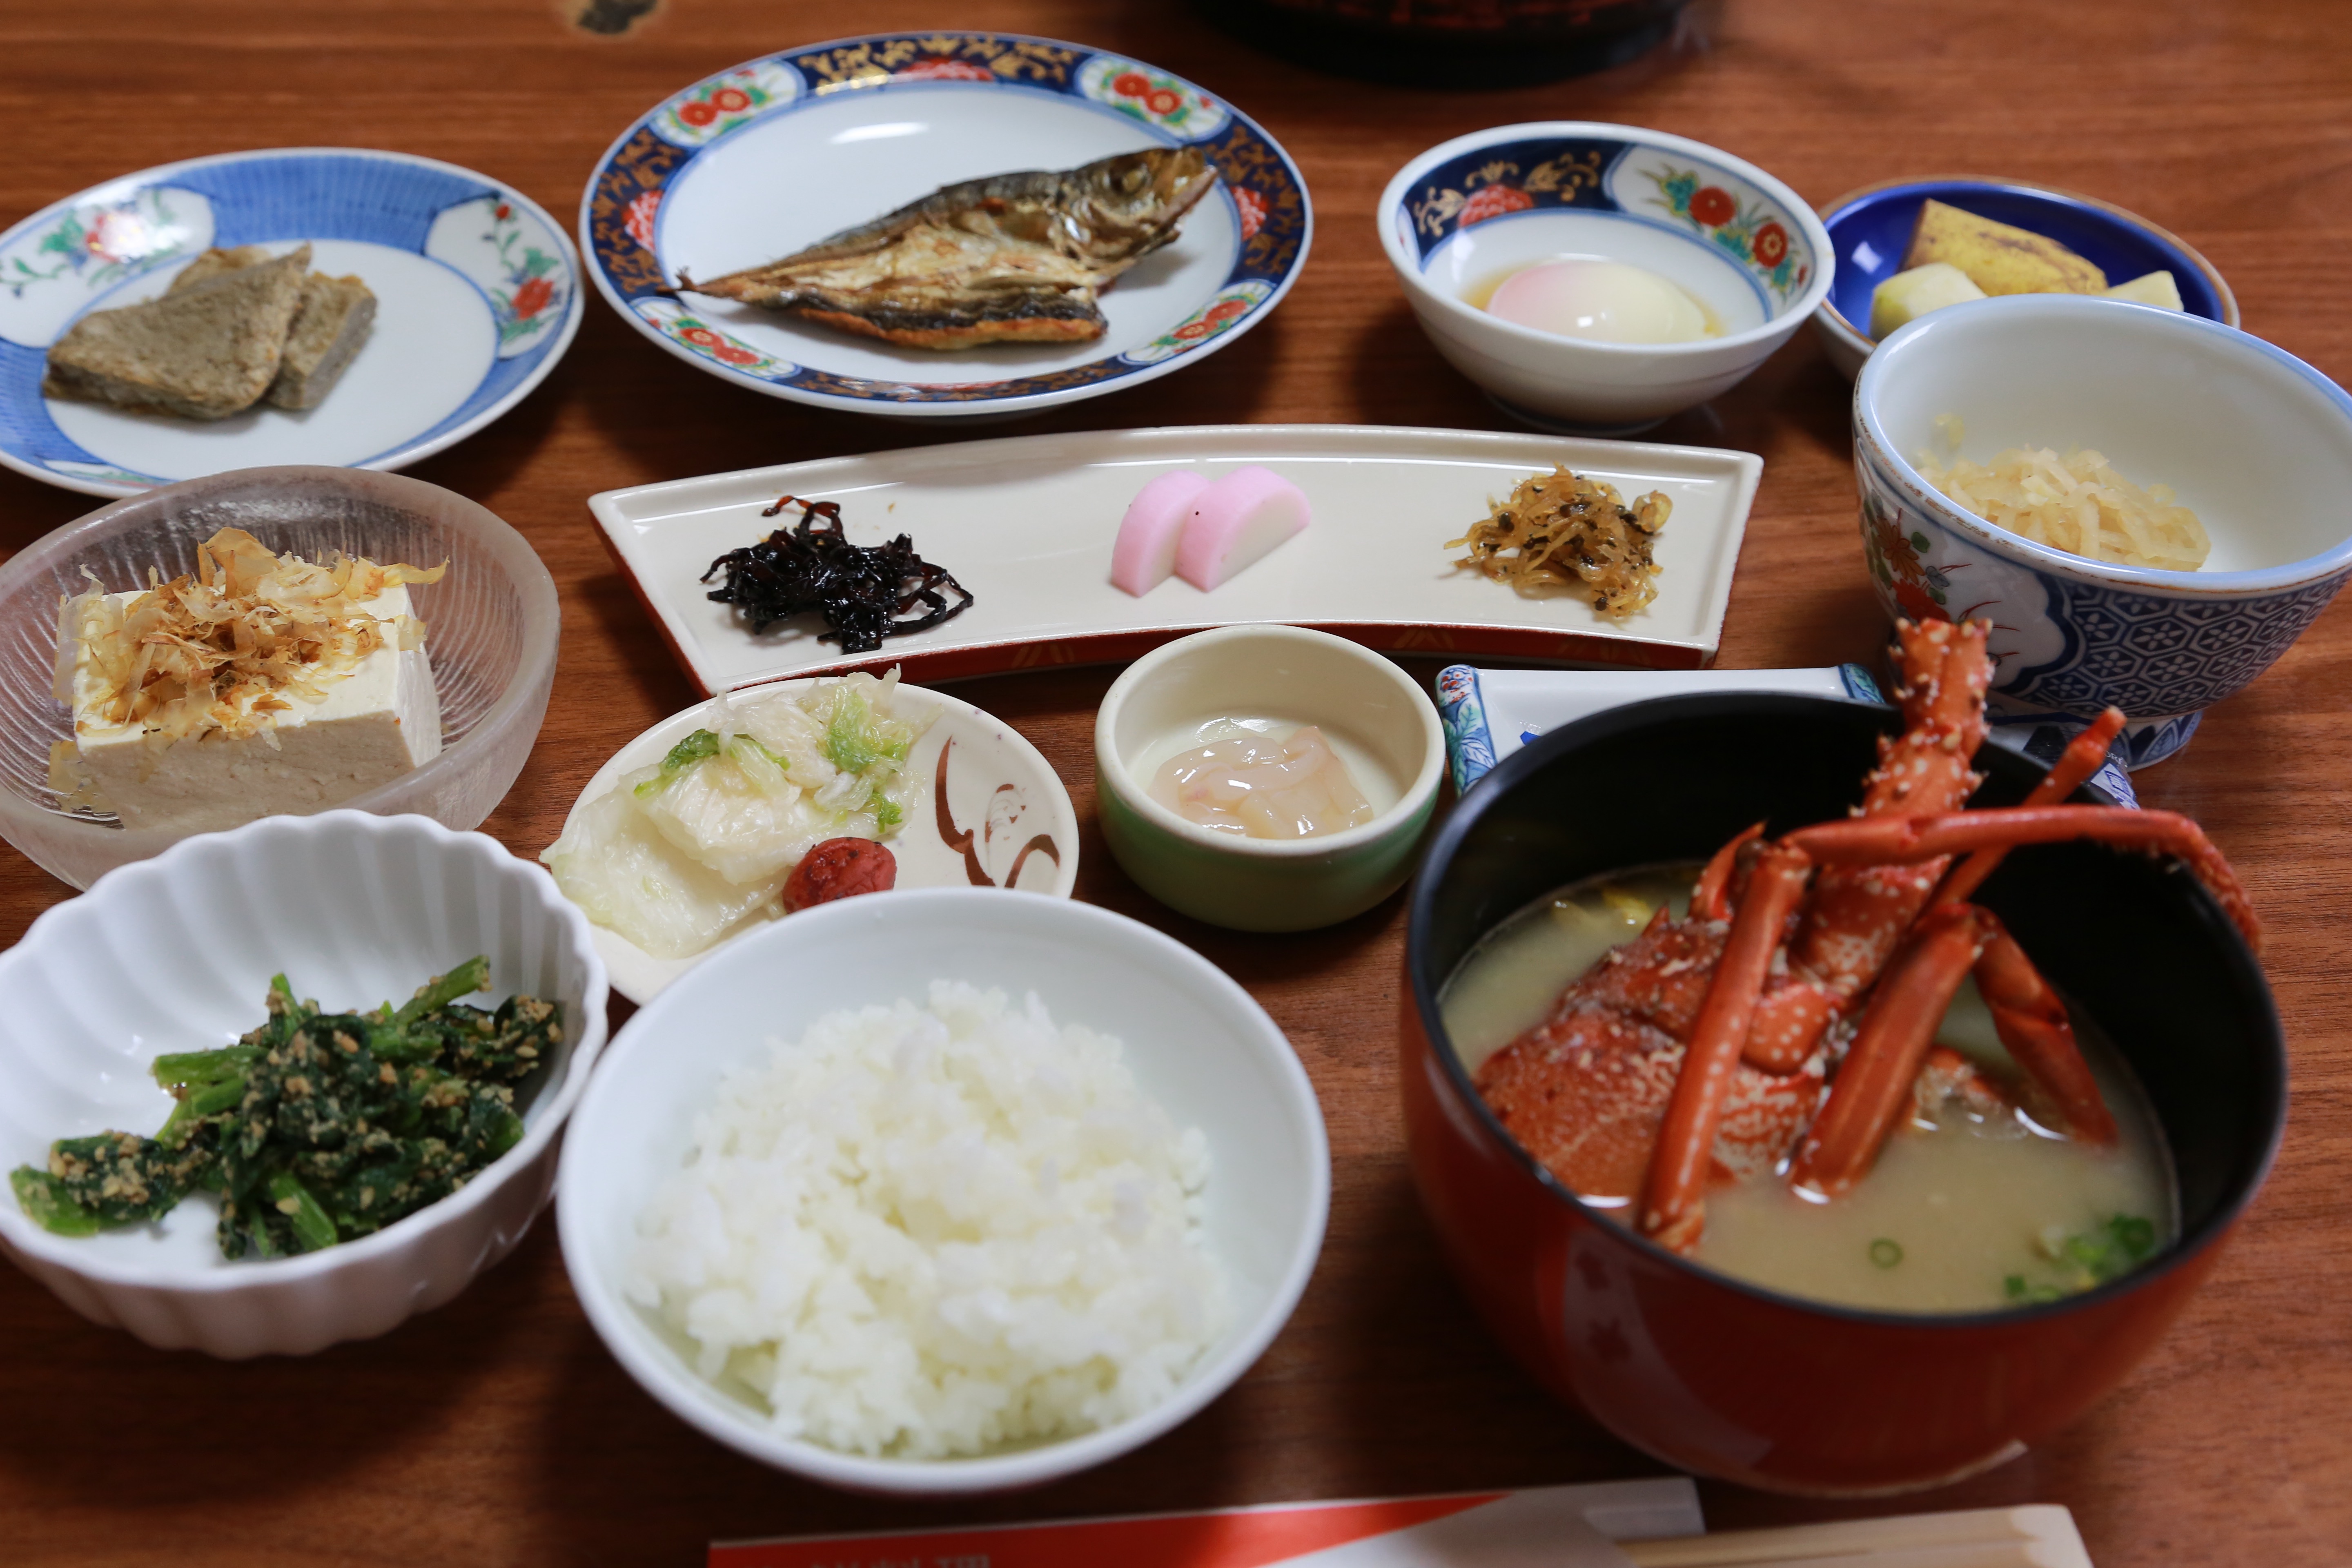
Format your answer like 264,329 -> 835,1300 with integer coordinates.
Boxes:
1379,122 -> 1834,433
546,679 -> 1080,1004
1854,294 -> 2352,765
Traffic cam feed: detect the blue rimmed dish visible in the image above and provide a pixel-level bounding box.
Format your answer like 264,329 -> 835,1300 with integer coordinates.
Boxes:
0,148 -> 581,500
1378,121 -> 1833,434
579,31 -> 1311,420
1813,175 -> 2238,379
1855,294 -> 2352,766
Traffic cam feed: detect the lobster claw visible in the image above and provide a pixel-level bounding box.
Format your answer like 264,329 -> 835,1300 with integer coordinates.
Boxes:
1785,904 -> 2120,1200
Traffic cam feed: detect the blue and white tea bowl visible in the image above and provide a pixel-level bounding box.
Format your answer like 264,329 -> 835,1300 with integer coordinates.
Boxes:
1379,122 -> 1833,433
1855,294 -> 2352,766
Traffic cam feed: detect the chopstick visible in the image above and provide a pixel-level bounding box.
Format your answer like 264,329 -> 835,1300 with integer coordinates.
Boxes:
1620,1505 -> 2091,1568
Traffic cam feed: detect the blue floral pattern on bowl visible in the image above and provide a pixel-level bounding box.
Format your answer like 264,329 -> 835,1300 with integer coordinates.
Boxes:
650,58 -> 802,149
1123,279 -> 1272,365
631,297 -> 794,379
1398,134 -> 1816,313
0,187 -> 213,349
425,192 -> 571,359
1853,418 -> 2351,766
580,31 -> 1308,414
1,187 -> 199,302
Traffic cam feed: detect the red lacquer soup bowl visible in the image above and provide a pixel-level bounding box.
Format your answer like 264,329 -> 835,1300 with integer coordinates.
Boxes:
1402,694 -> 2284,1494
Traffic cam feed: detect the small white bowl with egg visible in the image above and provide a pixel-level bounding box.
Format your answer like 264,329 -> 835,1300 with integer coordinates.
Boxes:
1855,293 -> 2352,764
1379,122 -> 1834,432
556,887 -> 1330,1495
1094,625 -> 1446,932
0,810 -> 607,1357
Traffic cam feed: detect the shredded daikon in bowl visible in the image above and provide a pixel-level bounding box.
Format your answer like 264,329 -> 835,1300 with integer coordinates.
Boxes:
1916,424 -> 2210,571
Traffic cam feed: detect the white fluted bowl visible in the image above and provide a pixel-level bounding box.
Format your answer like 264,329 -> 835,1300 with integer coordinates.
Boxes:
0,810 -> 607,1357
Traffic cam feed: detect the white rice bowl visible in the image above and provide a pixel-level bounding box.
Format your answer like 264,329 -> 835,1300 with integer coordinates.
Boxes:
557,887 -> 1330,1495
624,983 -> 1227,1459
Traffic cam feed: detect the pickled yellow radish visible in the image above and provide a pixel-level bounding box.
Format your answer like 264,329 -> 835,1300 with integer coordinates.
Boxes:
1148,724 -> 1376,840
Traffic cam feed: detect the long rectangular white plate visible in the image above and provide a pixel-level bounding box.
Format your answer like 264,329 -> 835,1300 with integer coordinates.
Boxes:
588,424 -> 1763,695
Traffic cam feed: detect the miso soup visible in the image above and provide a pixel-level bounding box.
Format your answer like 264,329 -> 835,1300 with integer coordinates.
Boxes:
1440,866 -> 2176,1314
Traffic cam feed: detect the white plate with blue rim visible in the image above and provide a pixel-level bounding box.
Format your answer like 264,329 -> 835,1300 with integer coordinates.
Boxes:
0,147 -> 581,499
579,29 -> 1311,419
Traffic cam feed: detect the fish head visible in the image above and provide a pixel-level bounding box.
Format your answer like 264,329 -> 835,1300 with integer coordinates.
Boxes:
1060,148 -> 1218,261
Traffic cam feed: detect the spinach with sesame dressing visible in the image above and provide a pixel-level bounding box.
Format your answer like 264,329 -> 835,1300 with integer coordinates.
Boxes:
9,959 -> 563,1259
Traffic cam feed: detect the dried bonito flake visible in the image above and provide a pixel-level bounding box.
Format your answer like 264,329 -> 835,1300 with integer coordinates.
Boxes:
1448,465 -> 1673,618
53,528 -> 447,747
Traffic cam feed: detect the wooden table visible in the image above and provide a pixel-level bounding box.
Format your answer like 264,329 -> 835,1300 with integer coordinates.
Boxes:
3,2 -> 2347,1561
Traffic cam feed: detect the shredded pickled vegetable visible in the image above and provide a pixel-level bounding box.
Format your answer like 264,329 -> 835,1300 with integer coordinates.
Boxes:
1916,437 -> 2209,571
1448,466 -> 1673,618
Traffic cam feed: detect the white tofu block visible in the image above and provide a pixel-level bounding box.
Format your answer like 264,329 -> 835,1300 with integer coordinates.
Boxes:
62,584 -> 443,833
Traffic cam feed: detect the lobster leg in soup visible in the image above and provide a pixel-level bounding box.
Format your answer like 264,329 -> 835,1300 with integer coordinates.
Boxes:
1470,618 -> 2258,1265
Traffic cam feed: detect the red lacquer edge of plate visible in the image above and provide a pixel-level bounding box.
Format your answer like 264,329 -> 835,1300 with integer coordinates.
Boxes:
595,521 -> 709,695
685,623 -> 1708,698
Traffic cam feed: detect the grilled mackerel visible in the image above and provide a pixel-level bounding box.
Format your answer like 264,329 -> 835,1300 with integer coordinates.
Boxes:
675,148 -> 1218,350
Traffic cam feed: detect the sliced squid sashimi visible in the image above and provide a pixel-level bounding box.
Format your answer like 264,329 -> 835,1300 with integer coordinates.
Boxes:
1110,468 -> 1211,597
1174,466 -> 1312,592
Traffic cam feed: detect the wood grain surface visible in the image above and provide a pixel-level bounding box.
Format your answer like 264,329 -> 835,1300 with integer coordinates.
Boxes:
2,2 -> 2348,1563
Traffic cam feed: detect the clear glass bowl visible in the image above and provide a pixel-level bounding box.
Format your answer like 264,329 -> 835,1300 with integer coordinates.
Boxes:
0,466 -> 559,888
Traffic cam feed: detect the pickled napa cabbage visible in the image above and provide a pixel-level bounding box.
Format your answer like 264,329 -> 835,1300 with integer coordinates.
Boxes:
541,671 -> 931,957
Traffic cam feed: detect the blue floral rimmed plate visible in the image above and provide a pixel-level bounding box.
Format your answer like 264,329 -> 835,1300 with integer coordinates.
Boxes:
579,31 -> 1312,419
0,147 -> 581,500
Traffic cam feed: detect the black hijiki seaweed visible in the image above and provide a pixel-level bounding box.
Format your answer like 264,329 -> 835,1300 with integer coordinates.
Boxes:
702,495 -> 975,655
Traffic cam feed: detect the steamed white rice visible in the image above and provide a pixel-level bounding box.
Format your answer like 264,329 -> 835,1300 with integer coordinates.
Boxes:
625,982 -> 1228,1459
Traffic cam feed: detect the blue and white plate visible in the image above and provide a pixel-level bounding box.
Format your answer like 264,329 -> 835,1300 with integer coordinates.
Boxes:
580,31 -> 1311,419
0,148 -> 581,499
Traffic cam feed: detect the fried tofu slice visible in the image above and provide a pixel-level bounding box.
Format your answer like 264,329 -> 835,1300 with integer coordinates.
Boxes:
265,273 -> 375,409
170,248 -> 377,409
43,246 -> 310,419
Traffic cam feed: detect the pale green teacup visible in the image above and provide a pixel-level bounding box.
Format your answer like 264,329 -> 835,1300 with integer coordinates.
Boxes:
1095,626 -> 1446,932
